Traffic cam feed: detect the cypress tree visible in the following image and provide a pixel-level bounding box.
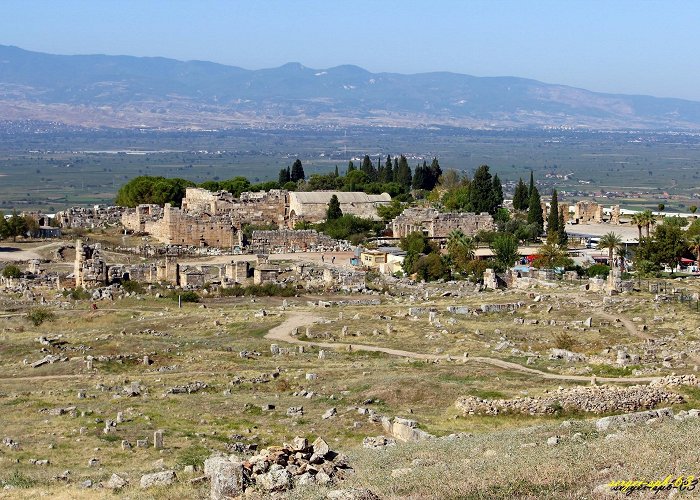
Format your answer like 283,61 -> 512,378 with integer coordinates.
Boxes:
412,163 -> 426,190
527,186 -> 544,234
347,160 -> 355,174
326,194 -> 343,220
547,189 -> 559,235
528,171 -> 535,198
393,157 -> 399,182
513,178 -> 527,210
558,209 -> 568,246
396,155 -> 412,189
491,174 -> 504,207
468,164 -> 494,214
428,158 -> 442,190
290,159 -> 305,182
360,155 -> 376,181
382,156 -> 394,183
278,167 -> 290,184
334,165 -> 339,177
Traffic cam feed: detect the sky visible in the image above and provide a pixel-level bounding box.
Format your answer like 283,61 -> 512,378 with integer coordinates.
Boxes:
2,0 -> 700,100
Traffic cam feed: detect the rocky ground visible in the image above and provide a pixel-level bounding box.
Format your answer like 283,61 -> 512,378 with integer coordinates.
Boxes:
0,244 -> 699,498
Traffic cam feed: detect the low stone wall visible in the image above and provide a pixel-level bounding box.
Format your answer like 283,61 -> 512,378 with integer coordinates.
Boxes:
455,384 -> 684,416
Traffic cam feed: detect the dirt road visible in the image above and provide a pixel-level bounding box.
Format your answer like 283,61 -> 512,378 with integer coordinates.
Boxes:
266,313 -> 658,384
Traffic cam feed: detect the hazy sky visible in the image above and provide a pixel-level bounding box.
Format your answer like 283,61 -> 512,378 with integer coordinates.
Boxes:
2,0 -> 699,100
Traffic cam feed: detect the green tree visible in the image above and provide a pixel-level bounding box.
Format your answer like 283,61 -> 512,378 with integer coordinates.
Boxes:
528,171 -> 535,198
630,212 -> 644,241
652,222 -> 687,271
395,155 -> 412,189
640,209 -> 655,237
657,203 -> 665,212
412,253 -> 449,281
1,264 -> 21,278
491,174 -> 504,209
412,162 -> 427,190
220,176 -> 252,197
380,155 -> 393,183
115,176 -> 195,207
546,190 -> 559,243
377,199 -> 406,222
290,159 -> 305,182
279,167 -> 291,184
490,234 -> 519,270
0,212 -> 7,240
346,160 -> 355,174
598,232 -> 623,264
689,234 -> 700,265
447,229 -> 476,273
343,170 -> 369,191
527,186 -> 544,234
438,169 -> 461,191
7,211 -> 27,242
558,210 -> 568,246
360,155 -> 377,181
326,195 -> 343,220
512,178 -> 528,210
400,230 -> 432,275
468,165 -> 495,214
532,242 -> 572,269
428,158 -> 442,190
442,185 -> 470,212
690,205 -> 698,214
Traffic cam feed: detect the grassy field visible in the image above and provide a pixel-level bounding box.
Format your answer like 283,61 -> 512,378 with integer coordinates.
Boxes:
0,264 -> 699,497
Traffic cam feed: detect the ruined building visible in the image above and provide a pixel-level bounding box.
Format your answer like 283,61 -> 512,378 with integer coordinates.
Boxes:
391,207 -> 494,239
74,239 -> 107,288
287,191 -> 391,225
57,205 -> 125,229
249,229 -> 347,253
121,187 -> 390,248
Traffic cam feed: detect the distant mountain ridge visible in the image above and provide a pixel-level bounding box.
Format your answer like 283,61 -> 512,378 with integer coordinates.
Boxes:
1,44 -> 699,130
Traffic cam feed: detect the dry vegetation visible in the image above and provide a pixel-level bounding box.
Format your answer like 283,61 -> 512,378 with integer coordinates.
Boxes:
1,256 -> 699,498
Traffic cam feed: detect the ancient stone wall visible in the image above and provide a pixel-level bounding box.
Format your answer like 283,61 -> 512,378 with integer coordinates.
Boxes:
121,205 -> 163,232
74,239 -> 107,288
145,204 -> 238,248
391,207 -> 494,239
249,229 -> 347,253
288,191 -> 390,224
57,206 -> 125,229
574,201 -> 604,223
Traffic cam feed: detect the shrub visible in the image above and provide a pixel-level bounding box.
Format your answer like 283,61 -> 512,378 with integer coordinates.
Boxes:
219,283 -> 296,297
64,287 -> 91,300
587,264 -> 610,278
1,265 -> 21,279
553,332 -> 576,350
121,280 -> 145,294
27,307 -> 56,326
170,291 -> 200,303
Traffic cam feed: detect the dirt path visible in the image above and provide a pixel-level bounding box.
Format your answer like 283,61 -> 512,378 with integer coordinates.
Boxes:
266,313 -> 658,384
0,310 -> 658,385
593,310 -> 651,340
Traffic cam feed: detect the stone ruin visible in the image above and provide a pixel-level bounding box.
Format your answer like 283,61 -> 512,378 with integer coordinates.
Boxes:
56,205 -> 125,229
248,229 -> 350,253
205,436 -> 354,497
391,207 -> 494,239
455,383 -> 685,416
74,239 -> 107,288
571,201 -> 621,225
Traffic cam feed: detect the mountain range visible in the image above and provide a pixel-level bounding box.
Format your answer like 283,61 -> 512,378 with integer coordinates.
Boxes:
1,44 -> 699,131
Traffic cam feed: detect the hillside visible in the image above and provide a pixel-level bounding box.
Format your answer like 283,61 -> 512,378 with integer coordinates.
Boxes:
2,45 -> 700,130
